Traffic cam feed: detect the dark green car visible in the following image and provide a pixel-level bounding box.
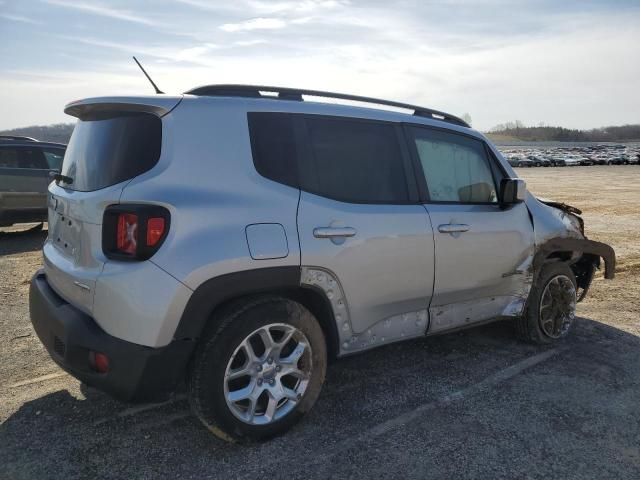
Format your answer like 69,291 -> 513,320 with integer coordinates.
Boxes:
0,136 -> 66,227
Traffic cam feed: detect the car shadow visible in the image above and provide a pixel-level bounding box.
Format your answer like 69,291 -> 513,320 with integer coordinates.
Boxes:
1,317 -> 639,479
0,224 -> 47,256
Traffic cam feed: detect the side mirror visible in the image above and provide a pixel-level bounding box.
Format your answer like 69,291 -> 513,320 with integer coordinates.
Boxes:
500,178 -> 526,205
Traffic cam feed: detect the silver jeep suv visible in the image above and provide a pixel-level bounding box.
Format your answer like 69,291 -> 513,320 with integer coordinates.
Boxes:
29,86 -> 615,442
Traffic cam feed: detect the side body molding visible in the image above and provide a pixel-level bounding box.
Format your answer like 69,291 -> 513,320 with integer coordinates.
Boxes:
300,267 -> 428,356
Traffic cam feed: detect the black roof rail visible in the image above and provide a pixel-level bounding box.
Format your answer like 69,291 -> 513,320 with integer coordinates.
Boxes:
185,84 -> 470,128
0,135 -> 38,142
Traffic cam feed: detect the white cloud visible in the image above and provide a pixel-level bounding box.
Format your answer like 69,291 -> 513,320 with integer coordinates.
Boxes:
2,1 -> 639,130
43,0 -> 159,26
0,13 -> 42,24
220,17 -> 287,32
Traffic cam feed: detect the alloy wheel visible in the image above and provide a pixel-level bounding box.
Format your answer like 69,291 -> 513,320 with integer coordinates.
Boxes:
223,323 -> 312,425
539,274 -> 576,338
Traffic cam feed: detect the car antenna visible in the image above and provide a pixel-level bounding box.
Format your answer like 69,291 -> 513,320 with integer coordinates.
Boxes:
132,56 -> 164,94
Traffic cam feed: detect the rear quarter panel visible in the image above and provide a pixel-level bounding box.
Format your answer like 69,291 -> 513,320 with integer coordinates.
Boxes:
119,97 -> 302,290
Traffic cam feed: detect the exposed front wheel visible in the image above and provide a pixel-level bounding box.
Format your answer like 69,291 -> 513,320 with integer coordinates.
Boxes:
188,296 -> 327,442
516,262 -> 577,344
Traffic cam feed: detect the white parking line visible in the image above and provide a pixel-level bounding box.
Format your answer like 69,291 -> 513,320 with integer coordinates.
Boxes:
320,348 -> 563,455
7,372 -> 68,388
92,394 -> 187,426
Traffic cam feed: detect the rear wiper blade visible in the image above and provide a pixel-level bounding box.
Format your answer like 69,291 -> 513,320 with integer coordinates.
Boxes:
53,173 -> 74,185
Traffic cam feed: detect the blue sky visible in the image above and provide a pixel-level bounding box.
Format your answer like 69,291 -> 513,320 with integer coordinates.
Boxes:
1,0 -> 639,131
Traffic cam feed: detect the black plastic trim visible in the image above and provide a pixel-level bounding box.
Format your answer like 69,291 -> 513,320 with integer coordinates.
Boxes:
173,266 -> 302,340
186,84 -> 470,127
29,271 -> 193,402
533,237 -> 616,280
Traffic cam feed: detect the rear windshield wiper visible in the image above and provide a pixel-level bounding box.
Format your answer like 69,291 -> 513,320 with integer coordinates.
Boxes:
53,173 -> 74,185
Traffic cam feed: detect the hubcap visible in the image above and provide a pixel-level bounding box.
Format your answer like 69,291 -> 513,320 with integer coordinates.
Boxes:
224,323 -> 312,425
539,274 -> 576,338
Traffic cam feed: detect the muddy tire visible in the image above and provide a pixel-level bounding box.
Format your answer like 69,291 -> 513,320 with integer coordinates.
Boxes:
516,262 -> 577,344
188,296 -> 327,442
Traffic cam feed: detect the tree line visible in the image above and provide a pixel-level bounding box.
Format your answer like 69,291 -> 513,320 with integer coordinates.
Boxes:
488,121 -> 640,142
2,120 -> 640,144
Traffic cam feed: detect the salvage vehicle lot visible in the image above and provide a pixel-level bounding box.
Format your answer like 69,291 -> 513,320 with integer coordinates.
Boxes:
1,166 -> 639,479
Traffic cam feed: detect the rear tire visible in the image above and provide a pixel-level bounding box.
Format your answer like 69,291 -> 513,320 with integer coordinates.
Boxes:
516,262 -> 577,344
188,296 -> 327,442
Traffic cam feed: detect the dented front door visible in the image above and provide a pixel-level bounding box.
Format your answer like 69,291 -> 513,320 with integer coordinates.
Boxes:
425,203 -> 534,333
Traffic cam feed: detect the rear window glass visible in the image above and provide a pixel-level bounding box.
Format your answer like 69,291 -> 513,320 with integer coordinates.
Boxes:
61,112 -> 161,191
303,117 -> 408,203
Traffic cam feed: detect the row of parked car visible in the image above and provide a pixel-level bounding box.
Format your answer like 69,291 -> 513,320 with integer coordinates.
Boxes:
501,144 -> 640,167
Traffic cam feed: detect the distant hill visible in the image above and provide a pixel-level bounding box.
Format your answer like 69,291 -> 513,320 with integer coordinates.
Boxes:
486,122 -> 640,143
0,123 -> 74,144
3,121 -> 639,146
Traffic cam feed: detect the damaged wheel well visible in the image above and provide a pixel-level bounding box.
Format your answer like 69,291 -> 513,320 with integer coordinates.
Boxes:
534,237 -> 615,301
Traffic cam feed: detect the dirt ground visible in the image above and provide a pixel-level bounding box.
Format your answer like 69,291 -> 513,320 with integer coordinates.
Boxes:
1,166 -> 639,479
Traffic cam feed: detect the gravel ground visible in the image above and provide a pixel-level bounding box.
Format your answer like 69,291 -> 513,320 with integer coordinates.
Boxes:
1,166 -> 639,479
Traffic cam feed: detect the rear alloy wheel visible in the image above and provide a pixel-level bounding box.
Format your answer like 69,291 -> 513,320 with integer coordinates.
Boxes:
224,323 -> 312,425
188,297 -> 326,442
516,262 -> 577,344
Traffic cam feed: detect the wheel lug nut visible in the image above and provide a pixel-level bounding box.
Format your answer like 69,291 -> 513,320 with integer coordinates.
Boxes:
257,379 -> 263,386
275,365 -> 281,372
269,379 -> 275,385
267,357 -> 273,364
256,365 -> 262,372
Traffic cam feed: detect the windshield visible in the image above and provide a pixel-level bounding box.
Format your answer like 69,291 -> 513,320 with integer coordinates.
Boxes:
60,112 -> 161,191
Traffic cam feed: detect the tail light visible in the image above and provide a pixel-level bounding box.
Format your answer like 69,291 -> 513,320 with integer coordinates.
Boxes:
103,205 -> 170,260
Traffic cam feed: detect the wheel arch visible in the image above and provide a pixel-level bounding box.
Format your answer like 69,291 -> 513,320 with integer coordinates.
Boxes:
173,266 -> 339,359
533,237 -> 616,301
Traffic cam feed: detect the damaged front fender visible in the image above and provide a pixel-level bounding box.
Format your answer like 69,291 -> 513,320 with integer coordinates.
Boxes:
533,237 -> 616,280
525,193 -> 616,302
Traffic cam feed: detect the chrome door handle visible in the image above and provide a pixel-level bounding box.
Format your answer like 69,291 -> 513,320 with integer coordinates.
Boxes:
313,227 -> 357,238
438,223 -> 470,233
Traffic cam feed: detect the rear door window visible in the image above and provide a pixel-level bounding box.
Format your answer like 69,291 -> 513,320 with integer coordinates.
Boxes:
61,112 -> 161,191
248,112 -> 411,204
18,147 -> 48,169
301,117 -> 409,204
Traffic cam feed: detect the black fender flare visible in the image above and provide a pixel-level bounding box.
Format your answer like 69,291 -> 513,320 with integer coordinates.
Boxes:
533,237 -> 616,280
173,266 -> 302,341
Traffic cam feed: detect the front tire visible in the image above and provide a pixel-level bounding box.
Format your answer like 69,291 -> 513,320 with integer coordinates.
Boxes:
516,262 -> 577,344
188,296 -> 327,442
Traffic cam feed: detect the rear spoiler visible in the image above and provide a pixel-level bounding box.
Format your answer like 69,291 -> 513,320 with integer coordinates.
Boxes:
64,95 -> 183,119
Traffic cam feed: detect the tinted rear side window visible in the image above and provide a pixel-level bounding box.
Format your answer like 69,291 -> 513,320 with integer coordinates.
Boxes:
19,147 -> 48,169
61,112 -> 161,191
248,112 -> 298,188
0,148 -> 19,168
303,117 -> 408,203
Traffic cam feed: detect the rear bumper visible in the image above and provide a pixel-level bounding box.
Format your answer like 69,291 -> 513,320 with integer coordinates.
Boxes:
29,270 -> 195,402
